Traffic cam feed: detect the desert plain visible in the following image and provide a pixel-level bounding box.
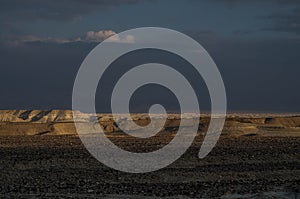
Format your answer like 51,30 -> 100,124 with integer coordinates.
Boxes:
0,110 -> 299,198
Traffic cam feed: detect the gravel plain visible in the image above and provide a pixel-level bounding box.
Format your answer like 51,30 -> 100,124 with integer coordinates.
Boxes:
0,134 -> 299,198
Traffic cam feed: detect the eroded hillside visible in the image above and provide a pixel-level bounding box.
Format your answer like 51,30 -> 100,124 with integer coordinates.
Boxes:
0,110 -> 300,136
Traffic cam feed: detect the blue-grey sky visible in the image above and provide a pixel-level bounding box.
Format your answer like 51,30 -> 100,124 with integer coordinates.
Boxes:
0,0 -> 300,112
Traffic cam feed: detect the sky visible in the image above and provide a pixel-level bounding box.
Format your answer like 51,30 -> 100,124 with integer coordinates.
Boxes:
0,0 -> 300,112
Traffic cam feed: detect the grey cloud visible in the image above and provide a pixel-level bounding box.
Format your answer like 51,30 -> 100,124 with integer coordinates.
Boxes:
232,29 -> 258,36
211,0 -> 300,6
4,30 -> 135,45
0,0 -> 152,22
0,0 -> 150,43
262,8 -> 300,35
210,0 -> 300,35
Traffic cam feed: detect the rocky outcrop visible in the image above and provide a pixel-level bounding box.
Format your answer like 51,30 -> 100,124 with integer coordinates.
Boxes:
0,110 -> 300,136
0,110 -> 75,123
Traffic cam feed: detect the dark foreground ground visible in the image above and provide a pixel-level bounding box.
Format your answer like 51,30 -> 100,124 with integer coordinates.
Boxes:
0,135 -> 299,198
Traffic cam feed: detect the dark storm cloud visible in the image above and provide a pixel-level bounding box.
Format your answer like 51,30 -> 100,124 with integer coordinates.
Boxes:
0,41 -> 95,109
1,32 -> 300,112
186,31 -> 300,111
0,0 -> 299,112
